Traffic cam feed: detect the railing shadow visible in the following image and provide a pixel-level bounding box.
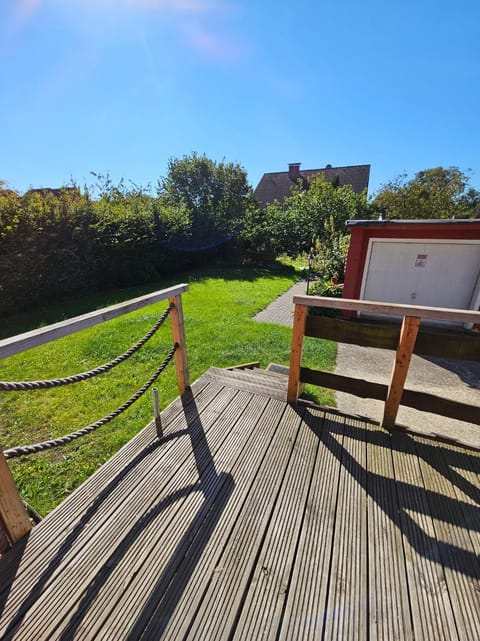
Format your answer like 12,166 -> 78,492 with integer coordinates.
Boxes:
0,537 -> 28,625
420,355 -> 480,390
124,473 -> 233,640
3,383 -> 478,637
0,386 -> 223,637
299,406 -> 480,580
0,436 -> 160,633
121,390 -> 234,640
23,388 -> 232,641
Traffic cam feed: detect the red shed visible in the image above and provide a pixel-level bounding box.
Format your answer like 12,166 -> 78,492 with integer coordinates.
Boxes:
343,219 -> 480,318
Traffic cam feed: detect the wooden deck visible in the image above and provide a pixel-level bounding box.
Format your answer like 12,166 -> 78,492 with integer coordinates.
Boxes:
1,367 -> 479,640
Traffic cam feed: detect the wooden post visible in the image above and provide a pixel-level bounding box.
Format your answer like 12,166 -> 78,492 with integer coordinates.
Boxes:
152,387 -> 162,438
382,315 -> 420,429
287,304 -> 307,403
169,295 -> 190,395
0,451 -> 32,547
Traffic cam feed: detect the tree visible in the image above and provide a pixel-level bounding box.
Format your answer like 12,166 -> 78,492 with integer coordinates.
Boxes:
372,166 -> 480,219
158,153 -> 254,251
242,175 -> 368,261
311,215 -> 351,281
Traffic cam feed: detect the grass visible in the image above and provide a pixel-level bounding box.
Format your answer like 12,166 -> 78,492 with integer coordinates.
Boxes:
0,265 -> 336,515
277,253 -> 309,272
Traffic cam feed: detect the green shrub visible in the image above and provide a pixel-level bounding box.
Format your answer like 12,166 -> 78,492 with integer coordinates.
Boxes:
0,166 -> 247,316
308,277 -> 344,317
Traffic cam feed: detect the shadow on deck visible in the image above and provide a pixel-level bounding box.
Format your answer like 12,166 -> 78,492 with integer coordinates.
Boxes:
0,368 -> 479,641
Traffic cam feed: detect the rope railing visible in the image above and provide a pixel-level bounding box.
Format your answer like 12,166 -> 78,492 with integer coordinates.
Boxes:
3,343 -> 177,460
0,304 -> 173,392
0,284 -> 190,550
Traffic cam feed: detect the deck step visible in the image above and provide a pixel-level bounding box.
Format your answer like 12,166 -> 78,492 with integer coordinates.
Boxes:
205,366 -> 288,400
265,362 -> 290,378
266,362 -> 305,394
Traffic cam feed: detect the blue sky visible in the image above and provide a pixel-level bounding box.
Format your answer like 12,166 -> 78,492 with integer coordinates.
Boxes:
1,0 -> 479,197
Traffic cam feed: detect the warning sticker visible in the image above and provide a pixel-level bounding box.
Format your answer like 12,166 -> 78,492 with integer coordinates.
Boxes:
415,254 -> 428,267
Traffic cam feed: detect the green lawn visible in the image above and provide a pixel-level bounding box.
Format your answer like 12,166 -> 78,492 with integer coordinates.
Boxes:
0,265 -> 336,515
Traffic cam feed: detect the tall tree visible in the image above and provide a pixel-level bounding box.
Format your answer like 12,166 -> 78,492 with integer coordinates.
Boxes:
372,166 -> 480,219
158,153 -> 254,251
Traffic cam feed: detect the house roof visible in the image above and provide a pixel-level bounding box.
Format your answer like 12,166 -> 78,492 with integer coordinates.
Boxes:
254,162 -> 371,208
26,187 -> 80,198
0,189 -> 17,198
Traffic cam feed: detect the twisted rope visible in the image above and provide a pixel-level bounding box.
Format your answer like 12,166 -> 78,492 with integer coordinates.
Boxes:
0,304 -> 173,392
3,344 -> 177,460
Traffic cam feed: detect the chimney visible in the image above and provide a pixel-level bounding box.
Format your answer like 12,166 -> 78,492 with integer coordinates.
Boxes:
288,163 -> 301,181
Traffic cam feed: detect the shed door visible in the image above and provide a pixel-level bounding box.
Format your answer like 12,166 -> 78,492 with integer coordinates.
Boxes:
361,241 -> 480,310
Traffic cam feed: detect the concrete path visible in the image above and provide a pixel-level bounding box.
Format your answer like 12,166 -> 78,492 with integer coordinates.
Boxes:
253,279 -> 307,326
254,281 -> 480,449
336,343 -> 480,448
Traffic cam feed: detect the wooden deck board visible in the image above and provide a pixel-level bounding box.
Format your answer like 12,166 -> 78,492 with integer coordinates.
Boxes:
414,437 -> 480,640
323,414 -> 368,641
441,442 -> 480,558
162,401 -> 301,641
277,410 -> 346,641
367,423 -> 413,641
391,431 -> 461,641
231,403 -> 317,641
1,367 -> 479,640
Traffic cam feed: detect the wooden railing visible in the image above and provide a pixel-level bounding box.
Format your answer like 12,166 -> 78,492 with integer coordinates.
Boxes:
0,284 -> 189,550
288,296 -> 480,428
